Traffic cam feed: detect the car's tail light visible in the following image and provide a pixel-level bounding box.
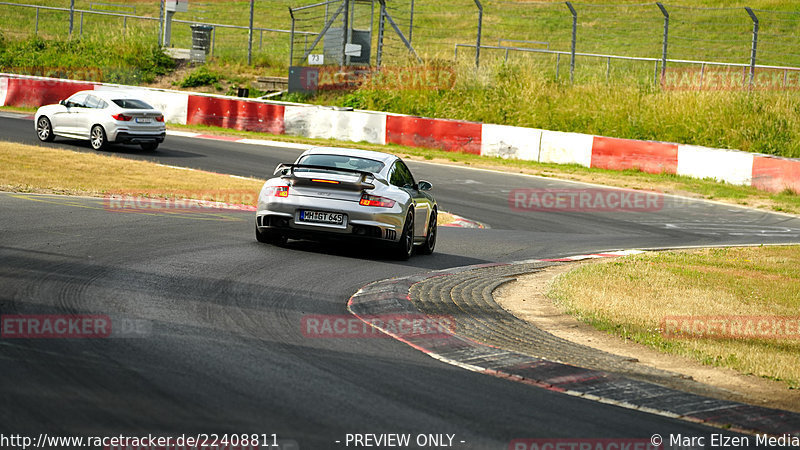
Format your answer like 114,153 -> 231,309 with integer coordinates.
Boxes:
112,113 -> 132,121
266,186 -> 289,198
155,115 -> 165,122
359,193 -> 395,208
311,179 -> 340,184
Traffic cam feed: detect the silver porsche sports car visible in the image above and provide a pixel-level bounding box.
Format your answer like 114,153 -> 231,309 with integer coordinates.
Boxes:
256,147 -> 437,260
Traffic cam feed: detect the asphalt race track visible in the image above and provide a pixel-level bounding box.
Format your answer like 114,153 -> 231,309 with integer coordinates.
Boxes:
2,114 -> 800,448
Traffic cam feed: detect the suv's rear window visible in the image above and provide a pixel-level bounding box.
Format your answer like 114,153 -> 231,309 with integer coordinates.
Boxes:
112,99 -> 153,109
298,154 -> 384,173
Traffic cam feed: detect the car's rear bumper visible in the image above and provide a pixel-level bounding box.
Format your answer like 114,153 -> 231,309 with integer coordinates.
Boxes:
111,130 -> 166,144
256,196 -> 404,243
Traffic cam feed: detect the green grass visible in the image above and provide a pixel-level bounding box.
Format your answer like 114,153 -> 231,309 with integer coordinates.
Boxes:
549,247 -> 800,389
300,60 -> 800,158
0,30 -> 174,84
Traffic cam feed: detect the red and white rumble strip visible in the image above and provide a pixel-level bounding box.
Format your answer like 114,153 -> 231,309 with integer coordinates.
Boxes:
3,72 -> 799,195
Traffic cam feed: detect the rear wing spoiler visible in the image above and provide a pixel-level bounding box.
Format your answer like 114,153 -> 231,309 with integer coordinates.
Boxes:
274,163 -> 376,191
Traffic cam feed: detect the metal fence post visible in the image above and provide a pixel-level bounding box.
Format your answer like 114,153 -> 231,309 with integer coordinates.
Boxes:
745,7 -> 758,88
474,0 -> 483,68
69,0 -> 75,36
342,0 -> 349,66
158,0 -> 164,46
289,7 -> 295,67
566,2 -> 577,83
657,2 -> 668,82
409,0 -> 415,43
377,2 -> 386,67
248,0 -> 254,65
35,7 -> 39,35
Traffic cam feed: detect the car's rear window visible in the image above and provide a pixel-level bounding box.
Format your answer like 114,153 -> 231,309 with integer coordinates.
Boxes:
112,99 -> 154,109
298,154 -> 384,173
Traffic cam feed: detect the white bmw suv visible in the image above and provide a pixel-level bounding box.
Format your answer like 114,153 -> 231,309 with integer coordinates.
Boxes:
35,90 -> 166,151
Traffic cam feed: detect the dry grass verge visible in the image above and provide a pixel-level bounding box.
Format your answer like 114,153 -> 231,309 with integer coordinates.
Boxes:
549,247 -> 800,391
0,139 -> 457,224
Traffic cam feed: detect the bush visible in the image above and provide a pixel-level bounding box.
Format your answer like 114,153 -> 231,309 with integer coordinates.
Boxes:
0,32 -> 173,84
179,66 -> 222,88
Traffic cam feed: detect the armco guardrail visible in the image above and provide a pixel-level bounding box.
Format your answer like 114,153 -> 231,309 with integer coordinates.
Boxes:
1,72 -> 798,195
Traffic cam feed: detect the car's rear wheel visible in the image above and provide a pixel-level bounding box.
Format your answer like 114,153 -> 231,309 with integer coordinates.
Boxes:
36,117 -> 55,142
140,142 -> 159,151
394,209 -> 414,260
255,221 -> 286,245
90,125 -> 107,150
418,208 -> 437,255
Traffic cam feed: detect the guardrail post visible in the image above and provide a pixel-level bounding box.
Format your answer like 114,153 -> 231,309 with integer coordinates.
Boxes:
69,0 -> 75,36
248,0 -> 255,65
474,0 -> 483,68
566,1 -> 577,83
745,7 -> 758,88
657,2 -> 668,83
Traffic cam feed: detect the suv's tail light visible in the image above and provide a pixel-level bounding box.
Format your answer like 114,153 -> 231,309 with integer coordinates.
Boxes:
359,194 -> 395,208
112,113 -> 132,121
155,115 -> 165,122
265,186 -> 289,198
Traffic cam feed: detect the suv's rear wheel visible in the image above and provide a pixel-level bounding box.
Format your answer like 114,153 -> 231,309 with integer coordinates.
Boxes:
90,125 -> 107,150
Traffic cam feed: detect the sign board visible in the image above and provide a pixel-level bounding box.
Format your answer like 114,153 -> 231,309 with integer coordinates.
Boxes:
308,54 -> 324,65
166,0 -> 188,13
344,44 -> 362,57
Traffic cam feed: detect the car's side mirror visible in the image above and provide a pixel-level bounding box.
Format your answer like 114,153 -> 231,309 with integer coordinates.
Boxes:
417,180 -> 433,191
59,100 -> 66,106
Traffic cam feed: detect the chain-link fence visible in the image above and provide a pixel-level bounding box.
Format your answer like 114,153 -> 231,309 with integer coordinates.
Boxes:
3,1 -> 800,88
0,0 -> 297,67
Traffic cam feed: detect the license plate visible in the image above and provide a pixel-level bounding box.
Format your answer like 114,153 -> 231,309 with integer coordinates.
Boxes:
299,210 -> 345,225
135,118 -> 152,123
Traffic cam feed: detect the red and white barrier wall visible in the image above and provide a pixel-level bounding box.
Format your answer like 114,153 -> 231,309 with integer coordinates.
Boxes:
284,105 -> 385,145
2,72 -> 799,195
0,77 -> 9,107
